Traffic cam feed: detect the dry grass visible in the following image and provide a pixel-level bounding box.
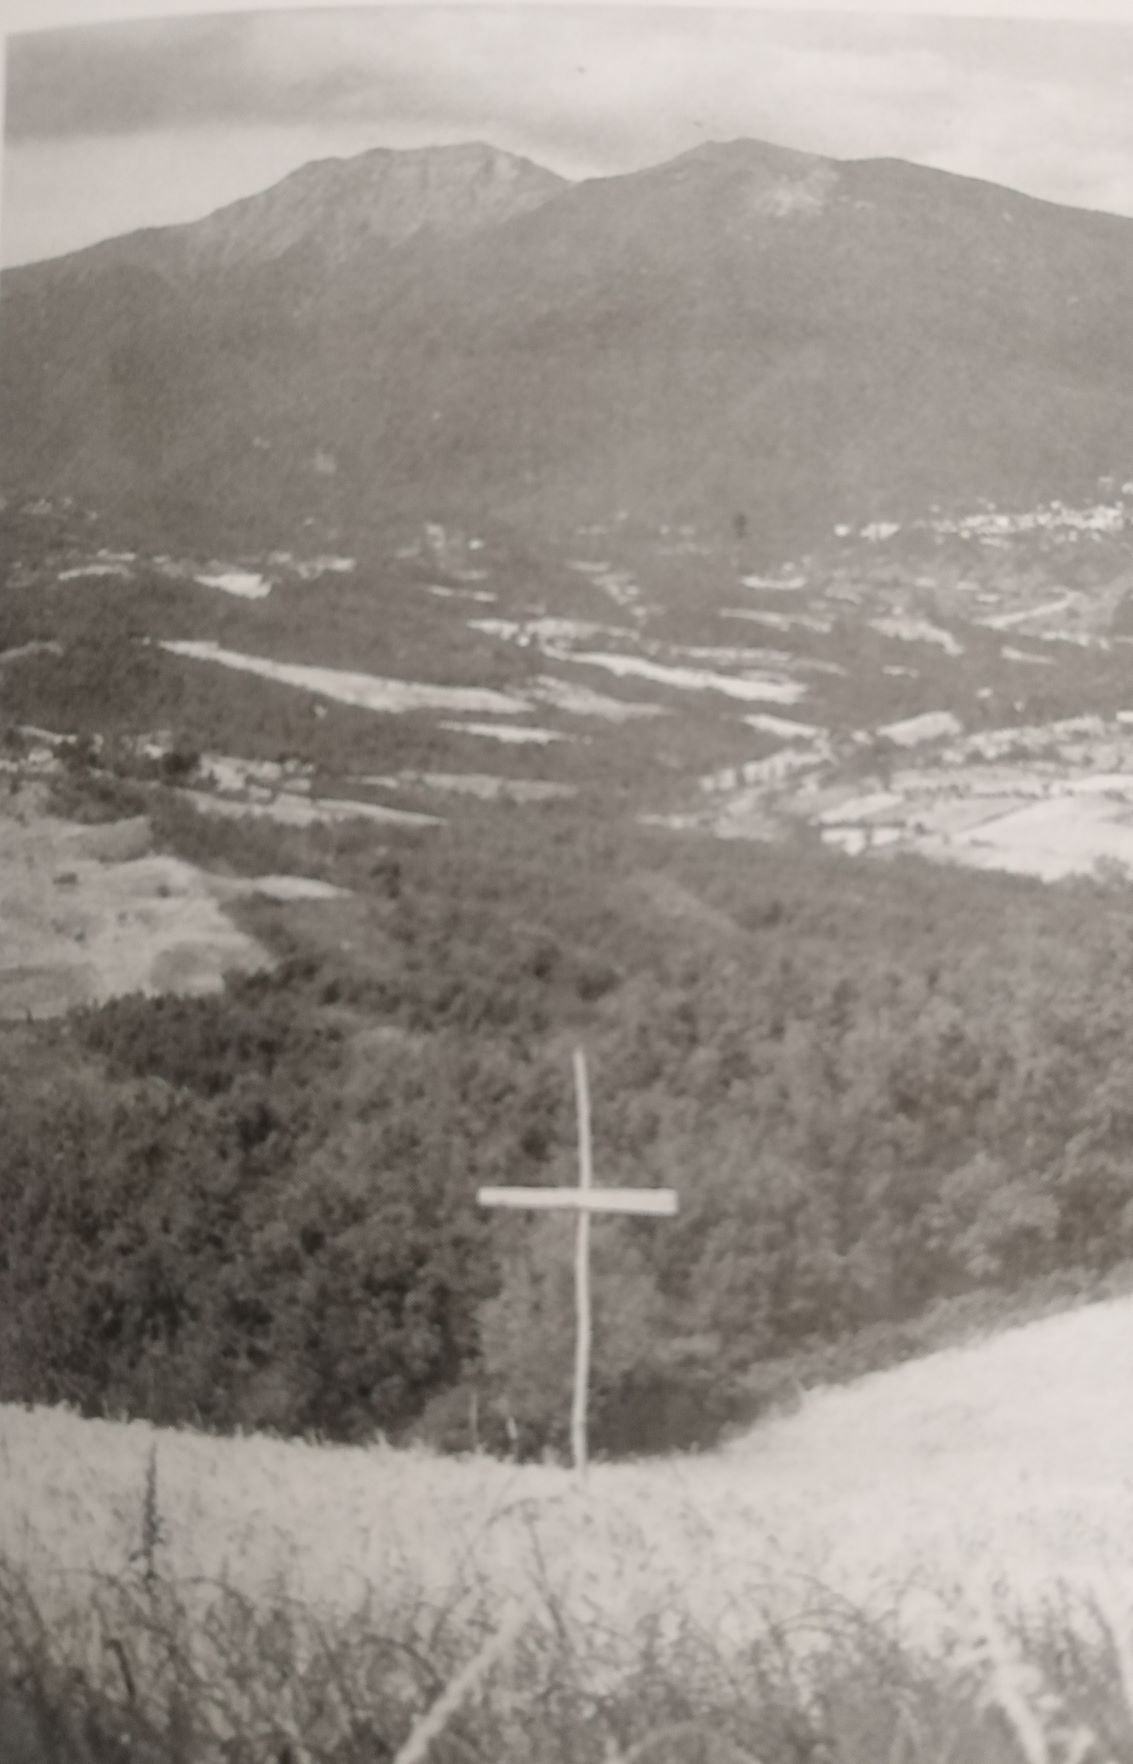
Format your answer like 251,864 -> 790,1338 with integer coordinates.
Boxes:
9,1290 -> 1133,1642
4,1546 -> 1133,1763
9,1292 -> 1133,1758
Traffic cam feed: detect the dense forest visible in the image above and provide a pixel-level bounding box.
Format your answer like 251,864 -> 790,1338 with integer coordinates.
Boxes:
5,776 -> 1133,1458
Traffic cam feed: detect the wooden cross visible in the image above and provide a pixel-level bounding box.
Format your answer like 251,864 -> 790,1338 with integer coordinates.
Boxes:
478,1048 -> 678,1481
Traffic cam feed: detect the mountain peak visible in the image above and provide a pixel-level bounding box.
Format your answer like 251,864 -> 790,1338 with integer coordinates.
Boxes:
672,136 -> 828,173
634,135 -> 840,220
173,139 -> 568,273
284,139 -> 559,185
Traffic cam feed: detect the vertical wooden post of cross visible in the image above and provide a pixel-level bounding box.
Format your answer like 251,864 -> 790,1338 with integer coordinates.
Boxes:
478,1048 -> 678,1486
571,1046 -> 593,1480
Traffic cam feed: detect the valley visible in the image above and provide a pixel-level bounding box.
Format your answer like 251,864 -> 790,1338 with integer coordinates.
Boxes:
7,477 -> 1133,895
9,108 -> 1133,1762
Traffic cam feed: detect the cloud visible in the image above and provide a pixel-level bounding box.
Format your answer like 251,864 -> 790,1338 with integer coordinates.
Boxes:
5,16 -> 262,139
8,11 -> 1131,154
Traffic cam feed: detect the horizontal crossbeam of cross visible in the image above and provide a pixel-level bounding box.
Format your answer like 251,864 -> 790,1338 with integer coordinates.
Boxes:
477,1185 -> 678,1216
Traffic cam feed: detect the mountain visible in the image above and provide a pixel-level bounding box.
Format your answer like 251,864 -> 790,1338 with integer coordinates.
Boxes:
4,134 -> 1133,552
19,141 -> 566,286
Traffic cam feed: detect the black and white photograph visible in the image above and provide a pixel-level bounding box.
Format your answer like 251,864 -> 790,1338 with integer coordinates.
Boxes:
6,0 -> 1133,1756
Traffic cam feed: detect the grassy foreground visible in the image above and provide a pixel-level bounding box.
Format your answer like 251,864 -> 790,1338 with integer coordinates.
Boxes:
12,1287 -> 1133,1762
3,1548 -> 1133,1764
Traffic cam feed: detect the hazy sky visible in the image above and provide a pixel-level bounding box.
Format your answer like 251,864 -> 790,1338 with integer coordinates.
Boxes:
6,7 -> 1133,265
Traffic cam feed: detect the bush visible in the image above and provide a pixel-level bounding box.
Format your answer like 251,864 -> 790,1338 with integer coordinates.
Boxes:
47,765 -> 148,825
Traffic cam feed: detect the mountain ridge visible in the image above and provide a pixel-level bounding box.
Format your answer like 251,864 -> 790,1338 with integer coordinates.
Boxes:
2,140 -> 569,287
11,131 -> 1133,282
5,132 -> 1133,553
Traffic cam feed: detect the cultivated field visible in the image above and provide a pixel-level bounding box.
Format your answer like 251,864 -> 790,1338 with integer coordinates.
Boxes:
0,787 -> 351,1019
707,715 -> 1133,881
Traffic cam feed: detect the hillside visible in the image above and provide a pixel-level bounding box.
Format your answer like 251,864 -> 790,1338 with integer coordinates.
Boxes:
6,699 -> 1133,1459
7,1284 -> 1133,1634
6,136 -> 1133,548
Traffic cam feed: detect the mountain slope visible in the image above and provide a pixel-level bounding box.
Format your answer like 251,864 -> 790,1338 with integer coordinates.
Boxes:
4,141 -> 565,287
5,135 -> 1133,550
